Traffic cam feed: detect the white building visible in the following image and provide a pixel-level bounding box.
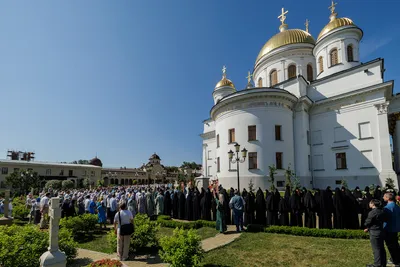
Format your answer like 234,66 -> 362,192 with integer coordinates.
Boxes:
201,5 -> 400,190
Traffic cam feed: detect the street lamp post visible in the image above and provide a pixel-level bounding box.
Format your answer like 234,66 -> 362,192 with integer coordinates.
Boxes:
228,143 -> 248,194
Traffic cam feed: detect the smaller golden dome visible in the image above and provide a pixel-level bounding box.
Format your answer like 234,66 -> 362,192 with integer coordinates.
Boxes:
318,17 -> 356,40
215,66 -> 235,90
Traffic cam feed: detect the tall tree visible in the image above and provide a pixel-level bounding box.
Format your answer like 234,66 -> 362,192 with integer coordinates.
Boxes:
6,169 -> 42,194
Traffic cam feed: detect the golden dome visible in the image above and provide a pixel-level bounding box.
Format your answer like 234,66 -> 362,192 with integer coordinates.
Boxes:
215,77 -> 235,90
255,29 -> 315,65
318,17 -> 356,40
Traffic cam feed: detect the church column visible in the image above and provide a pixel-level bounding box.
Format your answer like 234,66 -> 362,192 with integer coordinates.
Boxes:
375,103 -> 398,187
394,115 -> 400,173
203,144 -> 208,177
281,60 -> 286,82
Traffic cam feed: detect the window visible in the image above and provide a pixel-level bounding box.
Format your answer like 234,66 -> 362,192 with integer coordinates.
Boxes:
46,169 -> 51,175
68,170 -> 73,177
228,128 -> 235,143
277,181 -> 285,187
318,56 -> 324,73
330,48 -> 339,66
275,125 -> 282,141
248,125 -> 257,141
359,122 -> 372,139
347,45 -> 354,62
312,130 -> 322,145
288,65 -> 296,79
276,152 -> 283,169
217,157 -> 220,172
361,150 -> 374,168
334,126 -> 347,142
313,154 -> 324,170
208,150 -> 212,160
1,167 -> 8,175
258,77 -> 263,87
217,134 -> 220,148
59,169 -> 64,176
270,69 -> 278,86
249,152 -> 258,169
208,166 -> 212,177
336,153 -> 347,169
307,64 -> 313,81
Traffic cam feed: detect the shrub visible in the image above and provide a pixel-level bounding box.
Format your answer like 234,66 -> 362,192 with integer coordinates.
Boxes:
60,214 -> 98,240
61,180 -> 75,190
44,180 -> 62,190
263,226 -> 369,239
87,258 -> 122,267
159,228 -> 204,267
106,230 -> 117,253
0,224 -> 77,267
11,197 -> 30,219
156,215 -> 216,229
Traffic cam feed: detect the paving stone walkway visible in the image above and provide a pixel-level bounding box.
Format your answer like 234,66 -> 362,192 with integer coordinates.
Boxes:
72,225 -> 241,266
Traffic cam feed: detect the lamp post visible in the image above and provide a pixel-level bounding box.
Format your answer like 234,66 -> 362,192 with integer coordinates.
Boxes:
228,143 -> 247,194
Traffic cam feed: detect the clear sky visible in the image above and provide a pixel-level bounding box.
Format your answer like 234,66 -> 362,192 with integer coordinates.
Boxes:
0,0 -> 399,168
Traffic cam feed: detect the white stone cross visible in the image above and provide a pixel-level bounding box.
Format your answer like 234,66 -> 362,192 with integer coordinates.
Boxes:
3,190 -> 10,218
40,197 -> 66,267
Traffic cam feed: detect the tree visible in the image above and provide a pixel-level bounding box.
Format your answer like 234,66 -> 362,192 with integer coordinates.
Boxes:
82,178 -> 91,188
62,180 -> 74,190
70,160 -> 90,165
248,179 -> 254,193
6,169 -> 42,195
44,180 -> 62,190
384,177 -> 396,191
180,162 -> 201,170
284,165 -> 294,188
268,165 -> 277,191
340,179 -> 348,189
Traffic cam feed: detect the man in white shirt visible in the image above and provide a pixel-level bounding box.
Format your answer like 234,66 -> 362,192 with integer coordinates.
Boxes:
40,193 -> 51,229
114,202 -> 134,261
84,195 -> 91,213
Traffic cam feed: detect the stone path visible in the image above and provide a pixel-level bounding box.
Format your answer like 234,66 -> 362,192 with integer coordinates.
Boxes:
72,225 -> 242,266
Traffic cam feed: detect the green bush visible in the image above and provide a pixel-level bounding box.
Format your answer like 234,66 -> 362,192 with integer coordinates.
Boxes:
11,197 -> 30,219
60,214 -> 98,240
61,180 -> 75,190
0,224 -> 77,267
262,226 -> 370,239
159,228 -> 204,267
107,214 -> 159,253
156,215 -> 216,229
44,180 -> 62,190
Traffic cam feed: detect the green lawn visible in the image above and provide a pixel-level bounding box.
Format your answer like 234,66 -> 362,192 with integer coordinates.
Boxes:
202,232 -> 374,267
157,226 -> 218,240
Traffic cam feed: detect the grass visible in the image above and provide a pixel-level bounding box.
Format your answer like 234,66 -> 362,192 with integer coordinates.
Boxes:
202,232 -> 374,267
77,226 -> 218,254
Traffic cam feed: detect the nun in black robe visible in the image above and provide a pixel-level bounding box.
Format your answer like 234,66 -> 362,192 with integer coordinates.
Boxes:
318,189 -> 333,229
265,191 -> 273,226
211,193 -> 217,221
222,189 -> 231,225
289,189 -> 303,227
186,189 -> 194,221
249,191 -> 256,224
361,186 -> 372,228
303,190 -> 316,228
178,190 -> 186,220
172,190 -> 179,218
242,189 -> 249,225
278,192 -> 290,226
344,188 -> 360,229
333,188 -> 345,229
373,185 -> 383,201
255,188 -> 266,225
193,188 -> 201,221
164,190 -> 171,216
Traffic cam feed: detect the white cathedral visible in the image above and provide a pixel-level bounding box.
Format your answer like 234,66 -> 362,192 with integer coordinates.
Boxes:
200,3 -> 400,191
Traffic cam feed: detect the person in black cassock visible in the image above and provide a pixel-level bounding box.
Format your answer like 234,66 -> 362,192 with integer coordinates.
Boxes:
200,188 -> 212,220
304,190 -> 316,228
192,188 -> 201,221
242,189 -> 249,226
374,185 -> 383,201
186,188 -> 194,221
164,190 -> 171,216
178,190 -> 186,220
272,189 -> 281,225
211,192 -> 217,221
278,192 -> 290,226
361,186 -> 373,228
222,188 -> 231,225
172,189 -> 179,219
333,187 -> 345,229
318,188 -> 334,229
255,188 -> 266,225
289,188 -> 303,227
344,188 -> 360,229
353,186 -> 363,227
266,190 -> 273,226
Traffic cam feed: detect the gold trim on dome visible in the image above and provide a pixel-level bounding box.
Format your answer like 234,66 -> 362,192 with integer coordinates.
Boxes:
317,17 -> 355,40
255,29 -> 315,65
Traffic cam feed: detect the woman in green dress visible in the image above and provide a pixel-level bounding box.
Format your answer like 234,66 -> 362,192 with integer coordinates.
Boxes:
215,192 -> 227,233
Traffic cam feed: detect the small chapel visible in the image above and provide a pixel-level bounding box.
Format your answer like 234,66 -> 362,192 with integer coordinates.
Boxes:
201,2 -> 400,190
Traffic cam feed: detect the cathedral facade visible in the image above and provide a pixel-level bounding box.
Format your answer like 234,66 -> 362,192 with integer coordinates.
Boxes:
201,4 -> 400,190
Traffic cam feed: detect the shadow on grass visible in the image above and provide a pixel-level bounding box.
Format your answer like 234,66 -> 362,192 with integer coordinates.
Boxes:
130,247 -> 164,264
68,257 -> 93,267
203,265 -> 231,267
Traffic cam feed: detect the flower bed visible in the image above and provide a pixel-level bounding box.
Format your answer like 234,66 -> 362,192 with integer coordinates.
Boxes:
87,259 -> 123,267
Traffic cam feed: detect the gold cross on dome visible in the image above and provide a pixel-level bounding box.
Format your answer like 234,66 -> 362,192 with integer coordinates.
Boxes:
278,7 -> 288,25
246,71 -> 252,83
305,19 -> 310,33
329,0 -> 337,14
222,65 -> 227,78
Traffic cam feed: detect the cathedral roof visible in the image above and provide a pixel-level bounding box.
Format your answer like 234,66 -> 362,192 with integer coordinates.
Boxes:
317,17 -> 357,41
214,66 -> 236,91
149,153 -> 160,160
89,157 -> 103,167
255,29 -> 315,66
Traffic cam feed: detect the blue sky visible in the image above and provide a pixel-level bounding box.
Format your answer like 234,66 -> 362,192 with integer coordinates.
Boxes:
0,0 -> 398,168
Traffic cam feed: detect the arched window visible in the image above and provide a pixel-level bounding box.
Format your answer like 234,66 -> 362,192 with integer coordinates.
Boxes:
318,56 -> 324,73
270,70 -> 278,86
288,65 -> 296,79
121,179 -> 125,185
258,77 -> 263,87
347,45 -> 354,62
307,64 -> 313,81
330,48 -> 339,66
115,179 -> 118,185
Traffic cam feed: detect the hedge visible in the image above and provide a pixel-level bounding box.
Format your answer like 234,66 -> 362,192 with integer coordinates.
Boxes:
156,215 -> 216,229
